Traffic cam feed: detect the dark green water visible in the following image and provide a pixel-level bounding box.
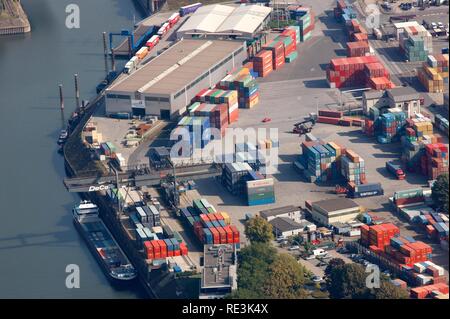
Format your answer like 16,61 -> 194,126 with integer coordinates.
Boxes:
0,0 -> 147,298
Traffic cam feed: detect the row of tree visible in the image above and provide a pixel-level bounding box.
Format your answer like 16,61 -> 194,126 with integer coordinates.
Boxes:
325,258 -> 409,299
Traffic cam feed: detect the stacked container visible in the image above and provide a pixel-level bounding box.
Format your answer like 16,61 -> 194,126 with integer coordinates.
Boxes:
253,50 -> 273,78
326,56 -> 393,89
399,25 -> 433,62
340,149 -> 366,185
177,116 -> 211,149
181,200 -> 240,245
347,41 -> 370,57
222,162 -> 253,195
422,143 -> 449,180
262,40 -> 285,70
144,239 -> 188,259
194,89 -> 239,123
375,109 -> 407,144
418,54 -> 449,93
246,174 -> 275,206
411,283 -> 449,299
217,68 -> 259,109
360,223 -> 400,249
298,139 -> 344,183
188,102 -> 229,137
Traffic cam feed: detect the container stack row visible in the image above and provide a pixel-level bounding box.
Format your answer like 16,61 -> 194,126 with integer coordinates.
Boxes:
175,116 -> 211,151
222,162 -> 253,195
298,139 -> 345,183
399,24 -> 433,62
340,149 -> 366,185
286,5 -> 315,42
144,239 -> 188,259
326,56 -> 393,89
194,88 -> 239,123
411,283 -> 449,299
180,199 -> 240,246
253,50 -> 273,78
400,115 -> 444,172
347,41 -> 370,57
188,102 -> 230,137
217,67 -> 260,109
415,211 -> 449,241
262,39 -> 285,71
421,143 -> 449,180
361,223 -> 433,266
375,109 -> 407,144
418,53 -> 449,93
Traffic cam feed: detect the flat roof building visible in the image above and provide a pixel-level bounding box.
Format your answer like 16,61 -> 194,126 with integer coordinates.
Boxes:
309,198 -> 360,226
105,39 -> 246,119
200,244 -> 237,299
269,217 -> 315,238
260,205 -> 303,222
177,4 -> 272,40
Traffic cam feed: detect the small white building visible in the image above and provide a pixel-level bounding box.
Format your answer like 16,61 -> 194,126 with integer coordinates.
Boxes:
269,217 -> 314,238
260,205 -> 303,223
363,87 -> 422,118
309,198 -> 361,226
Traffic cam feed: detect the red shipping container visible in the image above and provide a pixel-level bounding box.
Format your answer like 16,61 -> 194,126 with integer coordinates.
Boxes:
210,227 -> 220,244
173,249 -> 181,257
317,116 -> 340,125
216,226 -> 227,244
229,225 -> 240,243
318,110 -> 343,118
180,242 -> 188,256
158,240 -> 167,258
152,240 -> 161,258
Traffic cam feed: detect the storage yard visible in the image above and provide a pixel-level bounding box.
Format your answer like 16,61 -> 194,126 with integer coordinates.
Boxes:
62,0 -> 449,299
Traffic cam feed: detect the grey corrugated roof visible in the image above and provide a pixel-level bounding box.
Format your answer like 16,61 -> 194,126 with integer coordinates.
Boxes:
269,217 -> 303,232
260,205 -> 300,219
312,198 -> 359,213
363,90 -> 385,100
387,86 -> 421,102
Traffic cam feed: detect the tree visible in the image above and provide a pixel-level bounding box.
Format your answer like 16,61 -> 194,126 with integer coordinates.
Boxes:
432,174 -> 449,213
325,263 -> 371,299
235,243 -> 277,297
373,280 -> 409,299
245,216 -> 274,243
324,258 -> 345,278
263,253 -> 308,299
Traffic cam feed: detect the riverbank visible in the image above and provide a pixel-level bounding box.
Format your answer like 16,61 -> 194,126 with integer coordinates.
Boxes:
0,0 -> 31,35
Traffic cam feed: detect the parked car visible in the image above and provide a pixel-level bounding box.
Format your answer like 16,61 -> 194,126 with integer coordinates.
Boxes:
288,245 -> 300,251
312,275 -> 324,283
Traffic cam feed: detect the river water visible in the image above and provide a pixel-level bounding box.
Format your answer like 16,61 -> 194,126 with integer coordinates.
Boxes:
0,0 -> 147,298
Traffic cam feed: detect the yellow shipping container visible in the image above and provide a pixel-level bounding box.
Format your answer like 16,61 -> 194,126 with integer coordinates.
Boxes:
219,212 -> 231,225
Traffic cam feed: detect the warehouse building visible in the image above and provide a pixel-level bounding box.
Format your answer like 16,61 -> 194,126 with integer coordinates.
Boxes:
199,244 -> 237,299
176,4 -> 272,40
309,198 -> 361,226
269,217 -> 315,238
363,87 -> 421,118
260,205 -> 303,222
105,39 -> 246,119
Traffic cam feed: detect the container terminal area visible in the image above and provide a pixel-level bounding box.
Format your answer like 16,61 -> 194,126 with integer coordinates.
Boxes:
62,0 -> 449,299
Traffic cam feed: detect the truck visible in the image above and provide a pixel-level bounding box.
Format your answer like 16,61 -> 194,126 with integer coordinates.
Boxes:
347,182 -> 384,199
313,248 -> 328,257
386,161 -> 406,180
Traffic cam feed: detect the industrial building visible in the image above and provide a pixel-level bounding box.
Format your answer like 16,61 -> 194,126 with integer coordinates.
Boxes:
199,244 -> 237,299
269,217 -> 315,238
105,39 -> 246,119
363,86 -> 422,118
308,198 -> 360,226
260,205 -> 303,222
176,4 -> 272,40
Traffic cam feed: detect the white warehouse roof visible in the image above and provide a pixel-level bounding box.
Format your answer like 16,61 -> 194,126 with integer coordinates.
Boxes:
178,4 -> 272,36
